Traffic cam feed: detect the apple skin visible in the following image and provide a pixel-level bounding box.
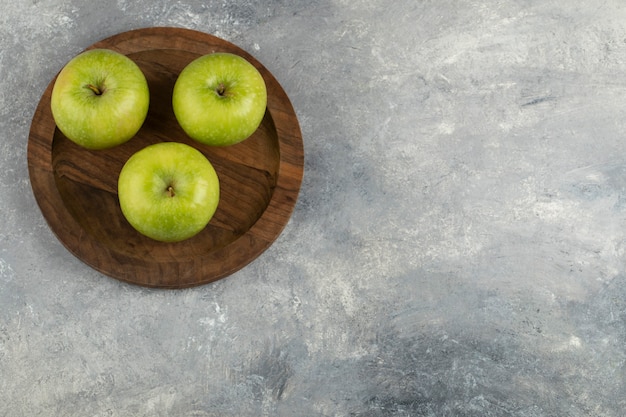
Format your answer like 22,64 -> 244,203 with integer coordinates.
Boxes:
172,52 -> 267,147
118,142 -> 220,242
51,48 -> 150,150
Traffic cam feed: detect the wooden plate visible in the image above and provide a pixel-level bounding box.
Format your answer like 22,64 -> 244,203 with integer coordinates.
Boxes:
27,27 -> 304,288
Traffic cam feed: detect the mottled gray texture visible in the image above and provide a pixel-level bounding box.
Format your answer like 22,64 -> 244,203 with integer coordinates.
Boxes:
2,0 -> 626,415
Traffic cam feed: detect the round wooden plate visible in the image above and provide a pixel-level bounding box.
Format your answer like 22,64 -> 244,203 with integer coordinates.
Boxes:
27,27 -> 304,288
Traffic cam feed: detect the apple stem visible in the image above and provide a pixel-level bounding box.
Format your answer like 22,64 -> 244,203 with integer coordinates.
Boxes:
86,84 -> 103,96
166,185 -> 175,197
216,83 -> 226,96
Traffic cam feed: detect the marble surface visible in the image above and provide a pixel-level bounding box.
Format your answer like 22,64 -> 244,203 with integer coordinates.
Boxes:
2,1 -> 626,415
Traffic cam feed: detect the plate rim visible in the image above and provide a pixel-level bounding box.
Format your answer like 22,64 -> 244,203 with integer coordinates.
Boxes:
27,27 -> 304,288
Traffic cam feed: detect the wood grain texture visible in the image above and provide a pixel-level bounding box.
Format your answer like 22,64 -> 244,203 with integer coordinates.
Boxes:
27,27 -> 304,288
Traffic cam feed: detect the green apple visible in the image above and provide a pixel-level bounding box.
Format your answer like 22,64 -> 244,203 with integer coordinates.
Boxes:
117,142 -> 220,242
51,48 -> 150,150
172,52 -> 267,147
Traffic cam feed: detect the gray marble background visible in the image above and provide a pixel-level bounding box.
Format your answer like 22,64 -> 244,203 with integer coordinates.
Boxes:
2,1 -> 626,415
